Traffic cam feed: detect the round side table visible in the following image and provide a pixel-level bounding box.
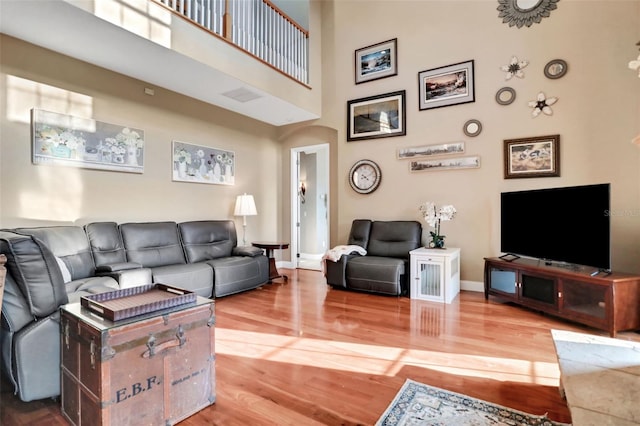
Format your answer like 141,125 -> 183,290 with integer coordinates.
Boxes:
251,241 -> 289,283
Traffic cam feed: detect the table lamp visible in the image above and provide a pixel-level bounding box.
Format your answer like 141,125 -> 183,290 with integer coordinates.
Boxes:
234,193 -> 257,246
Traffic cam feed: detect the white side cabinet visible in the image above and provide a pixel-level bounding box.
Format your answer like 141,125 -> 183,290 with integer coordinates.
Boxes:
409,247 -> 461,303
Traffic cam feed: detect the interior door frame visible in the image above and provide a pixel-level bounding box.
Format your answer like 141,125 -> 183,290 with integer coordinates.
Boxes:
290,143 -> 330,269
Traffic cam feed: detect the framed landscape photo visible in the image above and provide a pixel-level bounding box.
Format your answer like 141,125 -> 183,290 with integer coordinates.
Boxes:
410,155 -> 480,172
355,38 -> 397,84
398,142 -> 465,160
418,60 -> 475,110
503,134 -> 560,179
347,90 -> 406,141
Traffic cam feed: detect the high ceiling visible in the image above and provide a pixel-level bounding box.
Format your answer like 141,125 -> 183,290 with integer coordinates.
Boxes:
0,0 -> 318,126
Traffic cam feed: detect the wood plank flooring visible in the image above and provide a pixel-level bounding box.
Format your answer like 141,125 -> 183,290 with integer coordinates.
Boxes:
2,268 -> 639,425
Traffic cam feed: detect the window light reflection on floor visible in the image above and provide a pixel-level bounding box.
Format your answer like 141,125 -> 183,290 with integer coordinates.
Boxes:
215,328 -> 560,386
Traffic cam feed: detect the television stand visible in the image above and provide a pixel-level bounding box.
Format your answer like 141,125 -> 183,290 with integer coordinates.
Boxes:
484,257 -> 640,337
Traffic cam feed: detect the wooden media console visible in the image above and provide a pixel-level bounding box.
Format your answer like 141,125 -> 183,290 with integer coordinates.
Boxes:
484,257 -> 640,337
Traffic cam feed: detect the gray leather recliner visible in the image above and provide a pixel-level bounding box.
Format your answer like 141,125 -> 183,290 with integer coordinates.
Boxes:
325,219 -> 422,296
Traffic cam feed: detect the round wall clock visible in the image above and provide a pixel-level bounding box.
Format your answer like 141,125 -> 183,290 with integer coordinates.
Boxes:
349,159 -> 382,194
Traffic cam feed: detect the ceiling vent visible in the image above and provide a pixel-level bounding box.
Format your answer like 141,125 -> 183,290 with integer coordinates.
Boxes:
221,87 -> 263,103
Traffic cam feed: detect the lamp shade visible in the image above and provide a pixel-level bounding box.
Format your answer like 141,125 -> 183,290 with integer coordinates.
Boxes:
234,194 -> 257,216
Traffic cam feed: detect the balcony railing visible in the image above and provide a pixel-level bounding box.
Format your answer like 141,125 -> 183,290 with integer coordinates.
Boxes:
155,0 -> 309,85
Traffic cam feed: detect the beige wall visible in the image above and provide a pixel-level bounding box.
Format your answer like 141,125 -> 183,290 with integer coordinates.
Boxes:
0,35 -> 282,245
285,0 -> 640,280
2,1 -> 639,283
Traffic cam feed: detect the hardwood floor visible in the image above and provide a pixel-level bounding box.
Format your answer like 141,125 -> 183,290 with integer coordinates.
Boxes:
2,268 -> 639,425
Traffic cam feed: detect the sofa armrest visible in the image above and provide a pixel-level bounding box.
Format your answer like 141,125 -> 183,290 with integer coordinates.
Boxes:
95,262 -> 143,273
233,246 -> 264,257
325,254 -> 360,288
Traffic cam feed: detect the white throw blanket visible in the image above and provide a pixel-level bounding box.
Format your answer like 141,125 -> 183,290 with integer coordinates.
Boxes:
321,245 -> 367,275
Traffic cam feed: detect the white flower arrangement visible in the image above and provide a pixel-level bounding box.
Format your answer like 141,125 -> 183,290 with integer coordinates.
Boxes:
104,138 -> 126,155
174,147 -> 192,164
419,202 -> 457,248
37,126 -> 86,150
115,127 -> 144,148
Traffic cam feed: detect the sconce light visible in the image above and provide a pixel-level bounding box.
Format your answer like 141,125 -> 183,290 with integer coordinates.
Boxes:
299,182 -> 306,204
234,193 -> 257,246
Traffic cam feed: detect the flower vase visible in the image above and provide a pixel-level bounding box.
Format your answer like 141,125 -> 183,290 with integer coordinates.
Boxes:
213,163 -> 221,182
199,162 -> 207,178
428,219 -> 446,249
429,233 -> 446,249
52,145 -> 71,158
178,161 -> 187,178
126,146 -> 139,166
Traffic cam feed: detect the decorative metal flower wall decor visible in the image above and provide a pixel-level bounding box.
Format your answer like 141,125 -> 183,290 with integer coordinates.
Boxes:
497,0 -> 560,28
501,56 -> 529,80
528,92 -> 558,117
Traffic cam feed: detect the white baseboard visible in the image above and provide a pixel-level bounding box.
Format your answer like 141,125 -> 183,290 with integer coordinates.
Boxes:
461,279 -> 483,292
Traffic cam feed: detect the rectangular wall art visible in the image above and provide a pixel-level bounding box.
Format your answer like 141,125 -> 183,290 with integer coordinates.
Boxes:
172,140 -> 235,185
503,134 -> 560,179
32,109 -> 144,173
347,90 -> 406,141
418,60 -> 475,110
355,38 -> 398,84
410,155 -> 480,172
398,142 -> 465,160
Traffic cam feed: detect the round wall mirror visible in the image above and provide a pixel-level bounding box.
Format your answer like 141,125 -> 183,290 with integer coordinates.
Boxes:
496,87 -> 516,105
544,59 -> 568,79
463,119 -> 482,137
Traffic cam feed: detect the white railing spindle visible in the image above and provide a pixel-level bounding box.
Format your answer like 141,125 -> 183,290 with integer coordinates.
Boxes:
153,0 -> 308,85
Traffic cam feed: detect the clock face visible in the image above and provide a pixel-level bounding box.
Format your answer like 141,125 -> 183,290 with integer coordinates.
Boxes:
349,160 -> 382,194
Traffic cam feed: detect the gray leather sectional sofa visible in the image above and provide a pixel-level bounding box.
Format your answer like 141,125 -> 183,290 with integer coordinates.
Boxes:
325,219 -> 422,296
0,220 -> 269,402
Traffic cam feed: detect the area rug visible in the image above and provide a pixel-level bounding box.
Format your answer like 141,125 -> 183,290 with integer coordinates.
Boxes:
376,379 -> 571,426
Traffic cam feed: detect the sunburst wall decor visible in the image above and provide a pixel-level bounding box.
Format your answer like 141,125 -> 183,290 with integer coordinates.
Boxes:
497,0 -> 560,28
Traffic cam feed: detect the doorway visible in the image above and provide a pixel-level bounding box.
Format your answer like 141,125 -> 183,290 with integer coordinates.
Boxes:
291,144 -> 329,271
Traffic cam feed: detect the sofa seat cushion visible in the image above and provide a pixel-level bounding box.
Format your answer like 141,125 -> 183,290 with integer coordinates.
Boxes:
207,256 -> 268,298
151,263 -> 213,298
346,256 -> 406,296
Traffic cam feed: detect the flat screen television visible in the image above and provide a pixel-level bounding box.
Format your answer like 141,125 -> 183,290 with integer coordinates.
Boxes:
500,183 -> 611,271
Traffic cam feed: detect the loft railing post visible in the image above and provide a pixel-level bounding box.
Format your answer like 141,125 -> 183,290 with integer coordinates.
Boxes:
223,0 -> 232,40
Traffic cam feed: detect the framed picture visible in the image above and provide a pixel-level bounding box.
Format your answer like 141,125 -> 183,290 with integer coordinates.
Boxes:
172,140 -> 235,185
398,142 -> 465,160
32,109 -> 144,173
355,38 -> 397,84
410,155 -> 480,172
503,134 -> 560,179
347,90 -> 406,141
418,60 -> 475,110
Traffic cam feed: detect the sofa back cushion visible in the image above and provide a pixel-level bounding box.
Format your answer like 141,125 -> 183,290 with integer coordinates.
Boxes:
119,222 -> 186,267
348,219 -> 372,248
367,221 -> 422,258
85,222 -> 128,267
0,231 -> 68,317
15,226 -> 95,280
178,220 -> 236,263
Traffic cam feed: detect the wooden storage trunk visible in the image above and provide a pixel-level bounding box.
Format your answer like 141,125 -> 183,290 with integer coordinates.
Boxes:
60,297 -> 215,425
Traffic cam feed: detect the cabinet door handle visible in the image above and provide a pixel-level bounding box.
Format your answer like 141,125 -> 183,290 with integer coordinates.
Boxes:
558,291 -> 562,298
